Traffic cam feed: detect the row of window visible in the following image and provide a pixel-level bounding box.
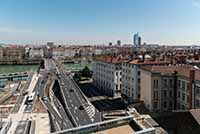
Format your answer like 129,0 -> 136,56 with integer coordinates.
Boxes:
177,91 -> 189,103
96,63 -> 121,70
153,101 -> 173,109
196,99 -> 200,108
122,68 -> 141,75
95,70 -> 122,76
178,80 -> 189,90
122,63 -> 138,68
153,90 -> 173,100
153,78 -> 174,89
122,88 -> 134,98
196,85 -> 200,95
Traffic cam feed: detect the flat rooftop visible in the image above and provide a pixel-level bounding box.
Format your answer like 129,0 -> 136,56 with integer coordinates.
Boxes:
96,124 -> 134,134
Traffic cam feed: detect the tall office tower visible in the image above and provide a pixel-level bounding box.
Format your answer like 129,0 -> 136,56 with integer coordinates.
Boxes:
133,33 -> 141,47
117,40 -> 121,46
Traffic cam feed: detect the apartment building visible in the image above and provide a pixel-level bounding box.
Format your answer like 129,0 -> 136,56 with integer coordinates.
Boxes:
93,55 -> 127,98
141,66 -> 176,111
194,78 -> 200,109
93,48 -> 103,55
121,61 -> 141,104
52,47 -> 65,58
64,48 -> 76,58
29,48 -> 44,58
2,47 -> 25,60
121,59 -> 171,104
177,68 -> 200,110
140,65 -> 200,111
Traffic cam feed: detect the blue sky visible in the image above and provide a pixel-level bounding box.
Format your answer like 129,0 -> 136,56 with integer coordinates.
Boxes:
0,0 -> 200,45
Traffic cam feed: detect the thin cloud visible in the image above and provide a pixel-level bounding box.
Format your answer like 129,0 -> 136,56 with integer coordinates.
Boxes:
0,27 -> 14,33
192,0 -> 200,8
0,27 -> 32,33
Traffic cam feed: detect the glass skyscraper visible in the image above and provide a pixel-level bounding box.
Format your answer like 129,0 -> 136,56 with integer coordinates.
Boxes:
133,33 -> 141,47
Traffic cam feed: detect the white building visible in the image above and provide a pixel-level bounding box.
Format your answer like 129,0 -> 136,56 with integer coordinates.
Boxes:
121,61 -> 141,104
93,55 -> 126,98
29,48 -> 44,58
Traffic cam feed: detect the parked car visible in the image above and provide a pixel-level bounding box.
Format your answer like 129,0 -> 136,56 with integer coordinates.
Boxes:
42,96 -> 48,103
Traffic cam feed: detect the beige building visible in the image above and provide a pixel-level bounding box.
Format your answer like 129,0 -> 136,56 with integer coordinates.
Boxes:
140,65 -> 200,111
177,68 -> 200,110
141,65 -> 175,111
2,47 -> 25,60
121,59 -> 170,104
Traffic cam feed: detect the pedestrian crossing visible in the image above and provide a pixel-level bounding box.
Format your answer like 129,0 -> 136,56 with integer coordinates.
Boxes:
85,105 -> 95,122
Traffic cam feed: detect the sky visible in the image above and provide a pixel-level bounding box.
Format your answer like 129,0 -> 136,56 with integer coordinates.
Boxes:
0,0 -> 200,45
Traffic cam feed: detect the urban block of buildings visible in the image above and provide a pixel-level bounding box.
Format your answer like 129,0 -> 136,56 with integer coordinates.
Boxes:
92,46 -> 200,113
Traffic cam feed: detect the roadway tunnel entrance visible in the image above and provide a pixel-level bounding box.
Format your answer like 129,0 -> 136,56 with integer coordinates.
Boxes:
39,59 -> 45,69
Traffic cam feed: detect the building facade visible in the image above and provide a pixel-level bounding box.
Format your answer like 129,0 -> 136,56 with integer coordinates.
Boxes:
121,62 -> 141,104
140,65 -> 200,112
93,55 -> 126,98
194,80 -> 200,109
2,47 -> 25,60
121,60 -> 171,105
140,66 -> 175,111
133,33 -> 141,47
52,48 -> 65,58
64,48 -> 76,58
29,48 -> 44,58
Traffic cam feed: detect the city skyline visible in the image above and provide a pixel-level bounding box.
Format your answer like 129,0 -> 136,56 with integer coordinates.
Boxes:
0,0 -> 200,45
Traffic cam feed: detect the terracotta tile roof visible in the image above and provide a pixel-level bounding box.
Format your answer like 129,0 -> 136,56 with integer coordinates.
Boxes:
129,59 -> 171,65
141,65 -> 179,74
53,48 -> 65,51
95,55 -> 128,64
141,65 -> 200,81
